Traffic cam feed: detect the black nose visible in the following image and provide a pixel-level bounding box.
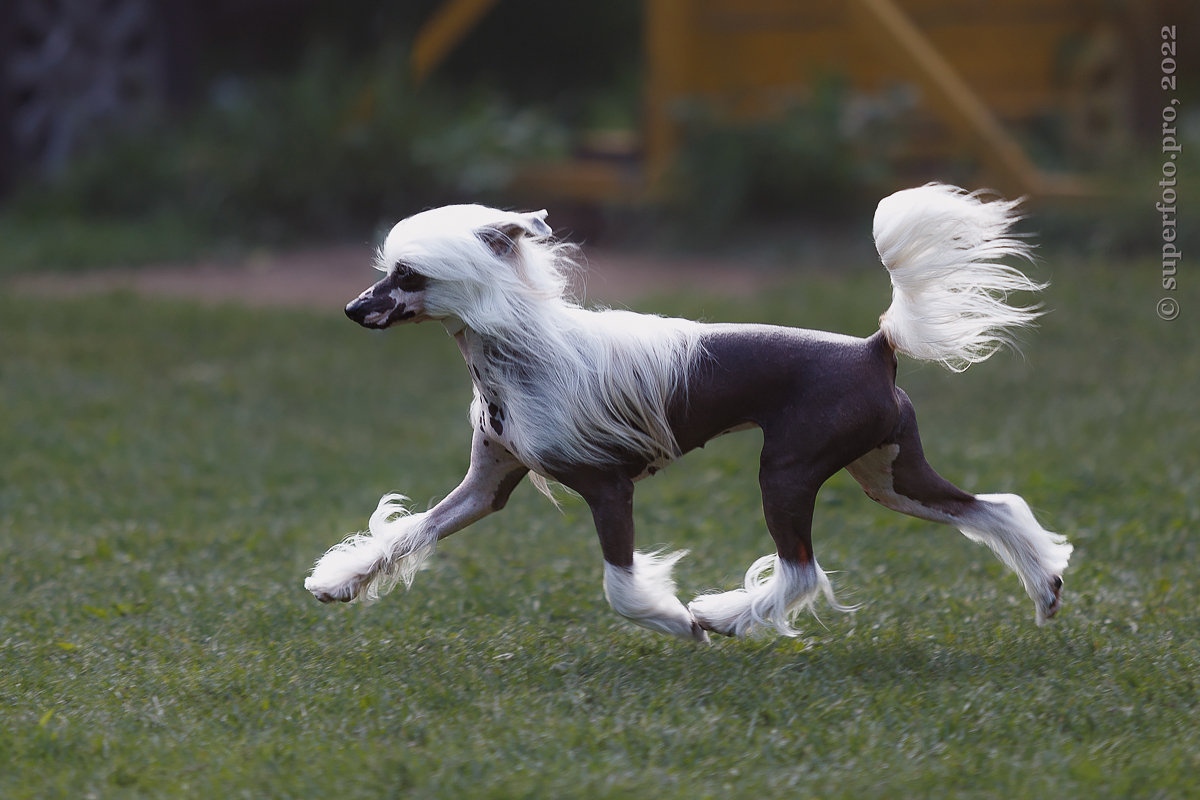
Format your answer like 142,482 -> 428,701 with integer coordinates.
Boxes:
345,293 -> 397,327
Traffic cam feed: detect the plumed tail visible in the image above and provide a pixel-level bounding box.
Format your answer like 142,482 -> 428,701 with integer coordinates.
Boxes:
874,184 -> 1045,372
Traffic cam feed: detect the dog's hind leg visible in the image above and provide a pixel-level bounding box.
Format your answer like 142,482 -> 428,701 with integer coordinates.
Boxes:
559,468 -> 709,642
688,454 -> 854,638
305,429 -> 528,603
845,389 -> 1072,624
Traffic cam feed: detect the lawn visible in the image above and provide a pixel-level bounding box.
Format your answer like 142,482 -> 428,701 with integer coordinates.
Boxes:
1,256 -> 1197,798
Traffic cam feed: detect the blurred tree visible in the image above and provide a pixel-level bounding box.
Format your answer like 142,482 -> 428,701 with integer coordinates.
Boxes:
0,0 -> 641,195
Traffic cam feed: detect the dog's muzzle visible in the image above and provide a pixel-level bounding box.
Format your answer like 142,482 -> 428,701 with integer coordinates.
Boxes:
345,293 -> 409,329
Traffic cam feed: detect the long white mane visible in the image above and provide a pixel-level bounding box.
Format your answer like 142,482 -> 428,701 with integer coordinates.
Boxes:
381,205 -> 705,479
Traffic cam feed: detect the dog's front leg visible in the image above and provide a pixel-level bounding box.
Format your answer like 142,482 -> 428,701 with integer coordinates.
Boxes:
561,468 -> 708,643
305,430 -> 528,603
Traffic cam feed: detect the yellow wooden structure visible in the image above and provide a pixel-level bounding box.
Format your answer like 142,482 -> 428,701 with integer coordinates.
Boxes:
414,0 -> 1127,200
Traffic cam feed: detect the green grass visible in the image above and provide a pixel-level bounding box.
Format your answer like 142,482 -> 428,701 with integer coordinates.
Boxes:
1,259 -> 1197,798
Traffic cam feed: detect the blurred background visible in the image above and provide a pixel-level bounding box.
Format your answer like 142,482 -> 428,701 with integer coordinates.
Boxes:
0,0 -> 1197,271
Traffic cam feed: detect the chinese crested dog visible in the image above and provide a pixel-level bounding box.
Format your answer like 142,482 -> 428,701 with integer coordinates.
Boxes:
305,184 -> 1073,642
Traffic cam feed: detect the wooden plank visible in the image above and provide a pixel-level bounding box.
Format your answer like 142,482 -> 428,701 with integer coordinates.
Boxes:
850,0 -> 1049,196
411,0 -> 502,84
683,22 -> 1077,116
644,0 -> 694,192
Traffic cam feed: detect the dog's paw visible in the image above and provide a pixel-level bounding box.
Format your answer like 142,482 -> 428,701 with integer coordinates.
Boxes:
304,574 -> 366,604
688,591 -> 747,638
1033,574 -> 1064,626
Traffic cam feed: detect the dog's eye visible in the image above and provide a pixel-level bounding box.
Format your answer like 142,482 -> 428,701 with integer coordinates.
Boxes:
392,263 -> 428,293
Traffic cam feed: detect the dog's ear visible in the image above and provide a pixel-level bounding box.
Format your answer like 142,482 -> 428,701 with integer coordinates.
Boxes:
521,209 -> 552,237
477,210 -> 552,257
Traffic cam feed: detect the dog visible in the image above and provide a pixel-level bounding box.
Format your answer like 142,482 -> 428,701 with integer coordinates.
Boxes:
304,184 -> 1073,642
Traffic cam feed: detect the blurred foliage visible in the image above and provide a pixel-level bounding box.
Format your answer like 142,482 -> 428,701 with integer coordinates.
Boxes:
0,215 -> 213,274
665,80 -> 916,237
662,78 -> 1200,259
422,0 -> 642,115
192,0 -> 642,113
1030,158 -> 1199,259
4,48 -> 568,251
1,0 -> 1194,271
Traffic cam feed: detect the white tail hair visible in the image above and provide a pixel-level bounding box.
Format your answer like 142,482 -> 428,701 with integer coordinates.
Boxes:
874,184 -> 1045,372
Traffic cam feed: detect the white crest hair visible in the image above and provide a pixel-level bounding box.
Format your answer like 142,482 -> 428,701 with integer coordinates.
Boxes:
381,205 -> 705,479
874,183 -> 1045,372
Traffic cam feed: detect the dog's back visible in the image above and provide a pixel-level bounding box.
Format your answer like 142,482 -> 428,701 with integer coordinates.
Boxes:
670,324 -> 899,462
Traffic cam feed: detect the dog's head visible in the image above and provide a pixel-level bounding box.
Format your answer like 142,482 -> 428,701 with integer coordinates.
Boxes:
345,205 -> 554,330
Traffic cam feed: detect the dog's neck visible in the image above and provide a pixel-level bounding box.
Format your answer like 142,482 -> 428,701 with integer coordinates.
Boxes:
441,305 -> 565,372
443,315 -> 484,377
441,315 -> 467,337
443,319 -> 501,404
444,317 -> 477,377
